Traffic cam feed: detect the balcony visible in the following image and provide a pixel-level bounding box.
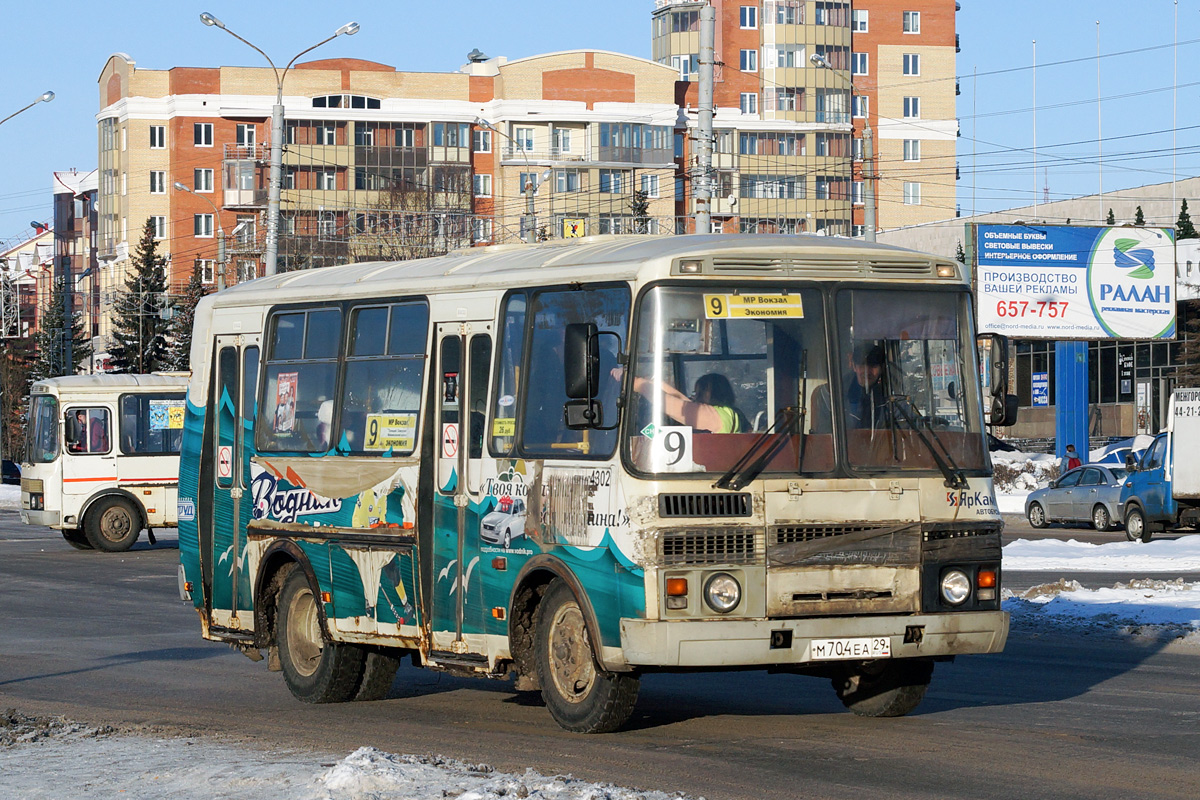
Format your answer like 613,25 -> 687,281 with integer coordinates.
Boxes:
223,143 -> 268,160
223,159 -> 268,209
500,145 -> 589,164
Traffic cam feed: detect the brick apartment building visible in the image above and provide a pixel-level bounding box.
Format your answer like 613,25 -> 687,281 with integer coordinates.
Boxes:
95,50 -> 679,324
652,0 -> 958,235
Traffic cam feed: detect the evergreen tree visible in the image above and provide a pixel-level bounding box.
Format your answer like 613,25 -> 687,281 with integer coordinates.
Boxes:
1106,208 -> 1116,225
29,276 -> 91,382
1177,300 -> 1200,387
1135,206 -> 1145,225
164,264 -> 208,372
955,240 -> 966,264
630,189 -> 651,234
1177,199 -> 1198,240
109,219 -> 172,373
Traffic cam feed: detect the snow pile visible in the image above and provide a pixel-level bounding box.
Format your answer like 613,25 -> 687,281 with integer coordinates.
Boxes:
1003,535 -> 1200,572
989,449 -> 1057,493
0,484 -> 19,510
0,709 -> 115,746
1003,578 -> 1200,641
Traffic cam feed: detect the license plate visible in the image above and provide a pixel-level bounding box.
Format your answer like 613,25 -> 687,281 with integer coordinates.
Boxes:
809,636 -> 891,661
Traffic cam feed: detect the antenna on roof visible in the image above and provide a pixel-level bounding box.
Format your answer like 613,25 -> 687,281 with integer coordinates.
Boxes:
467,48 -> 489,63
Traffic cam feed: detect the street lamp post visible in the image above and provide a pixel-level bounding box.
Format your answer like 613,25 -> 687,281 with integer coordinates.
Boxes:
174,182 -> 226,291
0,91 -> 54,128
200,13 -> 359,276
475,118 -> 538,242
810,53 -> 875,242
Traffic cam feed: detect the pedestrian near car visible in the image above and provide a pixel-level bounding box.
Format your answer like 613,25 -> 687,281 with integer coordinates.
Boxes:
1060,444 -> 1082,474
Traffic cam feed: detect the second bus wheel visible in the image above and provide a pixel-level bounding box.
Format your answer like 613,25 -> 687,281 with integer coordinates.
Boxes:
533,579 -> 639,733
84,497 -> 141,552
276,568 -> 365,703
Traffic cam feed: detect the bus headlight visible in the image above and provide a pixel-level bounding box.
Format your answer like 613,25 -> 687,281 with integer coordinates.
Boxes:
940,569 -> 972,605
704,573 -> 741,613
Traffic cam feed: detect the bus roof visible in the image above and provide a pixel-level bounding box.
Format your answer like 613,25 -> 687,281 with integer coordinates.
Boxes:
32,374 -> 189,393
200,233 -> 955,311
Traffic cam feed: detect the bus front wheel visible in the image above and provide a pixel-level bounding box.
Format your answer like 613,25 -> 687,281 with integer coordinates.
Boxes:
533,580 -> 639,733
833,658 -> 933,718
84,497 -> 140,552
276,568 -> 365,703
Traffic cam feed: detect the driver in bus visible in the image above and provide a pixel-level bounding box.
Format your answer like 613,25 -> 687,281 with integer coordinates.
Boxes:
619,369 -> 748,434
845,341 -> 890,430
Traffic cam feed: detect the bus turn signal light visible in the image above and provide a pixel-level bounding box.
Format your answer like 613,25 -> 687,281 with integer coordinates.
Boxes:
666,578 -> 688,596
977,569 -> 997,589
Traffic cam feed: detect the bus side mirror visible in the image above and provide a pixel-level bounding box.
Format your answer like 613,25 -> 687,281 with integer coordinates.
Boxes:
978,333 -> 1019,427
1125,452 -> 1138,471
564,322 -> 599,399
989,393 -> 1020,428
63,414 -> 78,444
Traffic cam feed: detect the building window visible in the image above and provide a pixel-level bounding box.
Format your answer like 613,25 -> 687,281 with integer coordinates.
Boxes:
194,214 -> 214,238
238,260 -> 258,282
235,215 -> 256,246
473,129 -> 492,153
311,94 -> 381,110
903,96 -> 920,119
284,167 -> 296,190
766,87 -> 802,111
473,174 -> 492,197
768,1 -> 803,25
518,172 -> 538,194
194,123 -> 213,147
150,216 -> 166,240
236,124 -> 256,147
513,127 -> 534,152
641,174 -> 660,198
852,180 -> 864,205
195,168 -> 214,192
740,92 -> 759,115
852,224 -> 865,237
740,49 -> 758,72
555,169 -> 580,193
852,52 -> 868,76
671,54 -> 698,80
315,124 -> 336,145
553,128 -> 571,153
149,125 -> 165,149
599,169 -> 625,194
149,171 -> 166,194
354,124 -> 375,146
903,54 -> 921,76
318,170 -> 337,191
903,139 -> 921,161
740,5 -> 758,28
903,182 -> 921,205
197,259 -> 215,284
473,217 -> 493,244
903,11 -> 921,33
853,137 -> 864,161
814,1 -> 849,26
852,95 -> 869,118
852,9 -> 868,32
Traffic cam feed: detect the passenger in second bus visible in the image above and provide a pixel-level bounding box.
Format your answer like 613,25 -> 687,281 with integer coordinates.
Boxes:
619,369 -> 748,434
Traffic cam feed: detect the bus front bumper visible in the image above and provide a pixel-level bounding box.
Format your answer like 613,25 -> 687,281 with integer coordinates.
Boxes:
19,509 -> 63,529
619,610 -> 1009,668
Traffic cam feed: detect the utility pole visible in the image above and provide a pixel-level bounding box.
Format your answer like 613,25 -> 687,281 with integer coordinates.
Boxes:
863,123 -> 876,242
694,3 -> 715,234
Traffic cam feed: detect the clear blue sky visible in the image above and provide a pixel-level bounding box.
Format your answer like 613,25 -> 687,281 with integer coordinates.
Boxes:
1,0 -> 1196,249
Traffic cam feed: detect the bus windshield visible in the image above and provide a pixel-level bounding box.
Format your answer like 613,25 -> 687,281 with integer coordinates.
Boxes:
625,285 -> 987,478
27,395 -> 60,464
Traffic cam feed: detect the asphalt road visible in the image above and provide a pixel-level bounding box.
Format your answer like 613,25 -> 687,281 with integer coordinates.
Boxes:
2,511 -> 1199,800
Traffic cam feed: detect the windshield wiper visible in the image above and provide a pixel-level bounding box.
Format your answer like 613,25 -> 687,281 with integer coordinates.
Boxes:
888,395 -> 968,490
713,350 -> 810,492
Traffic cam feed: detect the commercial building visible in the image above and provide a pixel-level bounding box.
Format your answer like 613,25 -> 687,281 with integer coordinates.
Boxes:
651,0 -> 959,236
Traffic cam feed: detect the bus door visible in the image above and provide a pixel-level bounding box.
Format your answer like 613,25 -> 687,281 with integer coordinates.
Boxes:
433,321 -> 493,653
207,334 -> 260,629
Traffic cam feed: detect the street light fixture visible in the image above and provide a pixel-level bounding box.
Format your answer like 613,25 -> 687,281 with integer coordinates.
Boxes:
199,13 -> 359,276
0,91 -> 54,128
475,117 -> 538,242
174,181 -> 226,291
810,52 -> 875,242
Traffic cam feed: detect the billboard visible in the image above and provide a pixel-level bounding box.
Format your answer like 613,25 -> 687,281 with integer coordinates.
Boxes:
975,225 -> 1176,340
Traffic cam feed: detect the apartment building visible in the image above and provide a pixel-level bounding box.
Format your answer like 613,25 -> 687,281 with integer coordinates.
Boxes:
95,50 -> 679,316
651,0 -> 958,235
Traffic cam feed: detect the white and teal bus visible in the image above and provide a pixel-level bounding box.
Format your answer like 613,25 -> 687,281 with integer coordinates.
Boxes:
22,373 -> 188,551
178,235 -> 1014,732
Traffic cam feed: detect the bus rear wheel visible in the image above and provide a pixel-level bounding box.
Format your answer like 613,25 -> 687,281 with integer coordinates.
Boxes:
276,568 -> 365,703
84,497 -> 140,552
61,529 -> 94,550
533,580 -> 638,733
833,659 -> 934,718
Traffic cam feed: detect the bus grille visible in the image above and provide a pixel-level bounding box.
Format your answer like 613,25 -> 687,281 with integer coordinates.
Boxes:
660,492 -> 751,518
772,524 -> 890,544
660,528 -> 762,565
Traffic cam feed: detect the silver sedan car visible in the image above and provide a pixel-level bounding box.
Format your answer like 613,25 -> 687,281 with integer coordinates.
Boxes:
1025,464 -> 1128,531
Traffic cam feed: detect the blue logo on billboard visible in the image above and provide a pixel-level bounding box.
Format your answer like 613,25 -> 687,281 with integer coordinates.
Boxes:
177,498 -> 196,521
1087,228 -> 1175,338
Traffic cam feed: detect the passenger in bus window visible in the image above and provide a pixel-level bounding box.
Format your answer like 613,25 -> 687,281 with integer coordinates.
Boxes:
69,410 -> 88,453
89,413 -> 109,453
845,342 -> 890,430
622,369 -> 748,434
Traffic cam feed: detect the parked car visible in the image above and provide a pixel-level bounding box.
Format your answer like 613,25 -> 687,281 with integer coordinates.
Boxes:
1,459 -> 20,485
1025,464 -> 1128,530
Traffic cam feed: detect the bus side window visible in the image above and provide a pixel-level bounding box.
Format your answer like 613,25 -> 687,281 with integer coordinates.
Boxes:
469,334 -> 492,458
66,408 -> 110,455
489,293 -> 526,456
